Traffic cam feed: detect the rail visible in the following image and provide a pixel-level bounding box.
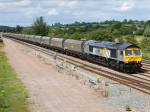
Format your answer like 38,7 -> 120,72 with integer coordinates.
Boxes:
4,37 -> 150,95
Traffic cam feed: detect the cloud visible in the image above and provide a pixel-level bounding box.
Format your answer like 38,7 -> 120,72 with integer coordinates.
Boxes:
120,1 -> 135,11
0,0 -> 150,26
48,9 -> 59,16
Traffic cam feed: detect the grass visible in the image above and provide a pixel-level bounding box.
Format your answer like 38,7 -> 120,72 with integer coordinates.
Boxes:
125,105 -> 132,111
142,51 -> 150,60
0,38 -> 3,43
134,35 -> 150,60
134,35 -> 144,43
0,43 -> 29,112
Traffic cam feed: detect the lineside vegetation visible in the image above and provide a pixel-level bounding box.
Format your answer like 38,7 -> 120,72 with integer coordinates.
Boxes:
0,41 -> 29,112
1,16 -> 150,60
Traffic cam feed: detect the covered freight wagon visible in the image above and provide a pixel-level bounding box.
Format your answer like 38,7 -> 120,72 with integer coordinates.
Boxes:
64,39 -> 85,56
28,35 -> 35,42
50,38 -> 65,51
34,36 -> 42,44
41,36 -> 50,46
24,35 -> 29,41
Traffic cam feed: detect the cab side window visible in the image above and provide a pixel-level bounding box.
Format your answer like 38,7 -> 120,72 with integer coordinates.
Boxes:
110,49 -> 117,58
89,46 -> 93,52
120,51 -> 123,56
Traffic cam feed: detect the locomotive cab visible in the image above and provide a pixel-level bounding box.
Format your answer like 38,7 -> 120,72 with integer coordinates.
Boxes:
123,47 -> 142,71
124,48 -> 142,63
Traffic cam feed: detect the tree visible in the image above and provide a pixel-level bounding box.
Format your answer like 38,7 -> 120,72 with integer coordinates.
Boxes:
16,25 -> 23,33
112,29 -> 123,42
70,32 -> 82,40
120,24 -> 137,35
22,27 -> 34,35
88,28 -> 113,41
123,19 -> 128,24
112,22 -> 122,29
135,28 -> 144,35
140,37 -> 150,51
125,35 -> 138,45
32,16 -> 49,36
144,25 -> 150,37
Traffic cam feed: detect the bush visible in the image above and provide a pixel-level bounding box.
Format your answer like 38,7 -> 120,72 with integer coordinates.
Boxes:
125,35 -> 139,45
125,105 -> 132,111
140,37 -> 150,51
140,37 -> 150,60
0,38 -> 3,43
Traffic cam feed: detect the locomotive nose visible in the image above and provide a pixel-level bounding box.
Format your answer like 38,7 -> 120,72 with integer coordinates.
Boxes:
125,56 -> 142,63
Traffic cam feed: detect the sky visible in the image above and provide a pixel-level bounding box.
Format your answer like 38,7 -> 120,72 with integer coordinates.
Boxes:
0,0 -> 150,26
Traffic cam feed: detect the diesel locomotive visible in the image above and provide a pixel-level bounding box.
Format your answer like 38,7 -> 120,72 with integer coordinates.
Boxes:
3,33 -> 142,73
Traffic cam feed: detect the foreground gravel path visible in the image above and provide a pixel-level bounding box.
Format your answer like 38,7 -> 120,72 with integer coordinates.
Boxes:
4,38 -> 117,112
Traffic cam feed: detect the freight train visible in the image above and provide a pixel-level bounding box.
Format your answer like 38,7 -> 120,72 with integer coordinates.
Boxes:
3,33 -> 142,73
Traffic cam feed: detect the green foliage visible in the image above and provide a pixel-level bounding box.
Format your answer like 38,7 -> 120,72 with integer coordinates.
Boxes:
0,36 -> 3,43
47,19 -> 147,41
15,25 -> 23,33
32,16 -> 49,36
0,38 -> 3,43
117,37 -> 124,43
133,36 -> 150,60
14,19 -> 150,46
144,25 -> 150,37
125,105 -> 132,111
22,27 -> 34,35
0,25 -> 23,33
86,28 -> 113,41
112,29 -> 122,42
0,49 -> 29,112
140,37 -> 150,51
135,28 -> 144,35
120,24 -> 137,35
70,32 -> 83,40
125,35 -> 139,45
112,22 -> 122,29
0,26 -> 16,33
142,51 -> 150,60
1,19 -> 148,43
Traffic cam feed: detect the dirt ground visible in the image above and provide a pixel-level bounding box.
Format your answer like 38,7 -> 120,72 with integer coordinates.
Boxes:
3,38 -> 118,112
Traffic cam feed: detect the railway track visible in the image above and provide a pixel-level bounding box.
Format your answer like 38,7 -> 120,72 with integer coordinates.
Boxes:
142,59 -> 150,64
141,60 -> 150,74
139,73 -> 150,78
4,37 -> 150,95
142,64 -> 150,70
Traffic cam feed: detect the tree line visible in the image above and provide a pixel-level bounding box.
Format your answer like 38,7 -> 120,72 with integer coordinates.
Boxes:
0,25 -> 23,33
1,16 -> 150,59
1,16 -> 150,42
21,17 -> 150,42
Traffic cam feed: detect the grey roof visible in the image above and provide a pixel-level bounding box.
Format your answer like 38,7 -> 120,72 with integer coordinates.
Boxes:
88,41 -> 140,50
65,39 -> 84,44
88,41 -> 114,48
111,43 -> 140,50
51,38 -> 65,41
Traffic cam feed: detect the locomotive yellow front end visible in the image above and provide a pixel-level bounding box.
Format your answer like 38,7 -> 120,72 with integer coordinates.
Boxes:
124,47 -> 142,71
124,48 -> 142,63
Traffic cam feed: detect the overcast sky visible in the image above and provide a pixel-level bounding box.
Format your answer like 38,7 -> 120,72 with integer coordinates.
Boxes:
0,0 -> 149,26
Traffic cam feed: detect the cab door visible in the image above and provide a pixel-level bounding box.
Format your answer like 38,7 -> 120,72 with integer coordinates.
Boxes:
118,50 -> 124,62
